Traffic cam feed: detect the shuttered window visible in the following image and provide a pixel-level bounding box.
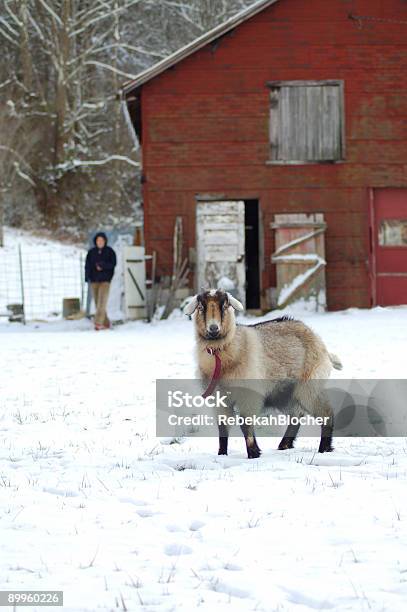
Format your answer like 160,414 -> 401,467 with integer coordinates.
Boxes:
268,81 -> 345,163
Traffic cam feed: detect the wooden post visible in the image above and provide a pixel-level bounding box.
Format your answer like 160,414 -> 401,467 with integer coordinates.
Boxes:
63,298 -> 81,319
161,217 -> 189,320
18,244 -> 26,324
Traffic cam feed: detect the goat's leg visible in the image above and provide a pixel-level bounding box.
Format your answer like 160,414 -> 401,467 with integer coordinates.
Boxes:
316,391 -> 334,453
217,402 -> 235,456
218,421 -> 229,455
240,423 -> 261,459
278,422 -> 300,450
291,382 -> 334,453
318,416 -> 334,453
277,385 -> 301,450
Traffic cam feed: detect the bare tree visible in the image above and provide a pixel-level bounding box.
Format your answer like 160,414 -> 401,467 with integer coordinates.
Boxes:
0,0 -> 144,228
167,0 -> 253,34
0,0 -> 254,237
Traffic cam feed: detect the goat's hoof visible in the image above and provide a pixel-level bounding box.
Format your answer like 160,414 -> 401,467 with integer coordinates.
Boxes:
278,440 -> 294,450
318,444 -> 334,453
247,447 -> 261,459
218,449 -> 228,456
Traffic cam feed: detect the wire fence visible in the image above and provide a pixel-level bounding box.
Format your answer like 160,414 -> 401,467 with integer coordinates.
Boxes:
0,244 -> 86,322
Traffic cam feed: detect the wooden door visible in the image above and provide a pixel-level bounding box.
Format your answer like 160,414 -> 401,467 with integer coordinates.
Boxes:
271,213 -> 326,310
196,201 -> 245,307
123,246 -> 146,319
372,189 -> 407,306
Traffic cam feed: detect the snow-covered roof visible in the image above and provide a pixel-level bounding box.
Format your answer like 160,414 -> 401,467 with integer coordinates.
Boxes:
121,0 -> 281,96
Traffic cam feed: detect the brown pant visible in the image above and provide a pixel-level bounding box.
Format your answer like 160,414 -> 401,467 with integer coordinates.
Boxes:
91,282 -> 111,327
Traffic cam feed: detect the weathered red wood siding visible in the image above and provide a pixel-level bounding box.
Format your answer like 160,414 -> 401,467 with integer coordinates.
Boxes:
140,0 -> 407,310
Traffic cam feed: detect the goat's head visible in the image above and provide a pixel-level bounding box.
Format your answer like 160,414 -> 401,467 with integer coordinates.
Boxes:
184,289 -> 244,343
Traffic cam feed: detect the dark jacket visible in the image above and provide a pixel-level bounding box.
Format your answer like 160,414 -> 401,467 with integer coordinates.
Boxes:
85,232 -> 117,283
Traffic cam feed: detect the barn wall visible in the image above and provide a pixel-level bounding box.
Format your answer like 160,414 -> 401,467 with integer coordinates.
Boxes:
140,0 -> 407,310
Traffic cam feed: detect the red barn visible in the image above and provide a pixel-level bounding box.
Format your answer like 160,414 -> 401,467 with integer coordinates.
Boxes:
123,0 -> 407,311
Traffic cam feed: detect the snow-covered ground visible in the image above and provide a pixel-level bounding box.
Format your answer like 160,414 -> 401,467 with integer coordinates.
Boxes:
1,305 -> 407,612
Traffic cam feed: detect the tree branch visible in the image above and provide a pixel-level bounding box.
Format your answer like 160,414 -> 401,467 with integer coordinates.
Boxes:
84,61 -> 138,80
37,0 -> 63,27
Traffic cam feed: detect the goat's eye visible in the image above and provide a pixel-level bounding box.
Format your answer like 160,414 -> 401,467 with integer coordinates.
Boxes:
198,304 -> 204,312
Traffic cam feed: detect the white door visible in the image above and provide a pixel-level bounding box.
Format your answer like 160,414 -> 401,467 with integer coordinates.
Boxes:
196,200 -> 246,307
123,246 -> 146,319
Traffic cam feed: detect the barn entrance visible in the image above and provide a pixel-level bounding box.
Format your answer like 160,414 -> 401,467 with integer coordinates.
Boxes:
244,200 -> 260,309
371,189 -> 407,306
196,199 -> 260,310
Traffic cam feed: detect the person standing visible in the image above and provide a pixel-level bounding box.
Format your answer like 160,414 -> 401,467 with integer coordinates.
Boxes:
85,232 -> 117,330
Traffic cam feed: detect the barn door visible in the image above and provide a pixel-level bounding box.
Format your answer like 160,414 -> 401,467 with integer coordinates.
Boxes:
196,201 -> 245,307
271,213 -> 327,310
372,189 -> 407,306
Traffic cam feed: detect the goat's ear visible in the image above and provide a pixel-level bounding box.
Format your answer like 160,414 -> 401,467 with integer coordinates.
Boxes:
226,293 -> 244,312
184,295 -> 199,315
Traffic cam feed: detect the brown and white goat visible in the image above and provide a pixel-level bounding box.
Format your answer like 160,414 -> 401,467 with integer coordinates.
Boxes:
185,289 -> 342,459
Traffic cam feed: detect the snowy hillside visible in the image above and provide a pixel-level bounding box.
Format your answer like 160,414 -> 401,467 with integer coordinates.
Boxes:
1,304 -> 407,611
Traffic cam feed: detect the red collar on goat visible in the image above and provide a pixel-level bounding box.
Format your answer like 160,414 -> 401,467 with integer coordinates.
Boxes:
202,349 -> 222,398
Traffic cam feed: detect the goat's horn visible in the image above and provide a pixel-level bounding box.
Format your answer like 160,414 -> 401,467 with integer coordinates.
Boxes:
226,293 -> 244,311
184,295 -> 199,315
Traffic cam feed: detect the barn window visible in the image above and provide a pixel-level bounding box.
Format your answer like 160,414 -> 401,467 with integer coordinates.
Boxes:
267,80 -> 345,163
379,219 -> 407,247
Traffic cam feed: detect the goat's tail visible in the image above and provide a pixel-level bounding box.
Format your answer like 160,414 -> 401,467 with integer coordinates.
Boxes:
329,353 -> 343,370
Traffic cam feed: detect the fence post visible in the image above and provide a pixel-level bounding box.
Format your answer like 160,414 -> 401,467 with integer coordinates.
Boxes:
18,244 -> 26,325
0,200 -> 3,247
80,252 -> 85,309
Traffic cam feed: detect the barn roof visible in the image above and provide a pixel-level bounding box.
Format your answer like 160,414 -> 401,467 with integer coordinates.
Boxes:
121,0 -> 281,97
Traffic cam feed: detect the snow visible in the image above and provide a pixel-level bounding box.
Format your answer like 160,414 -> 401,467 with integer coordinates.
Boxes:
272,253 -> 326,263
2,303 -> 407,611
217,276 -> 235,291
57,155 -> 140,170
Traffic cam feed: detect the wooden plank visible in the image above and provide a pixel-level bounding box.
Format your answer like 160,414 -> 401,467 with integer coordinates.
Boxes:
269,88 -> 279,160
202,233 -> 241,246
267,80 -> 344,87
271,222 -> 326,228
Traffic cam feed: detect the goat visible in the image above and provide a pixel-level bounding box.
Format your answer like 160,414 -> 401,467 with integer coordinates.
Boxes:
184,289 -> 342,459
